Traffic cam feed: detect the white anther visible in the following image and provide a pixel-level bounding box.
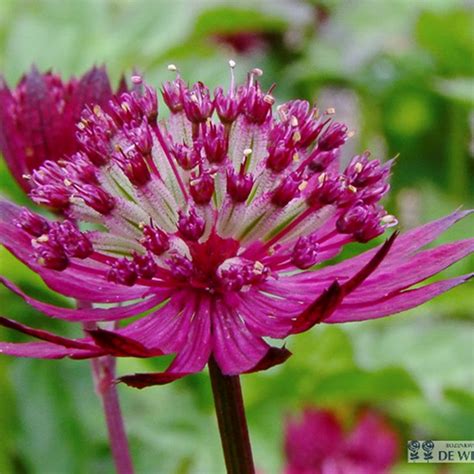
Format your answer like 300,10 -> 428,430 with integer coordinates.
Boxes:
167,64 -> 177,72
298,180 -> 308,191
354,162 -> 363,173
228,59 -> 236,69
381,215 -> 398,227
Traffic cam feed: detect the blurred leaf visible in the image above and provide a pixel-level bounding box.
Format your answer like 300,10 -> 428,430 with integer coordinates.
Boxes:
416,9 -> 474,76
435,77 -> 474,106
193,6 -> 287,36
313,367 -> 419,404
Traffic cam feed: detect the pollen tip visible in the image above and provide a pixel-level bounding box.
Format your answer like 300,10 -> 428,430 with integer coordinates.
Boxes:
251,68 -> 263,77
167,64 -> 177,72
243,148 -> 252,157
298,180 -> 308,191
131,75 -> 143,85
228,59 -> 236,69
325,107 -> 336,115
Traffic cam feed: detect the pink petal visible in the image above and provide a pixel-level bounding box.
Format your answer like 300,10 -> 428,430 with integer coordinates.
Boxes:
212,298 -> 270,375
347,239 -> 474,301
0,341 -> 93,359
0,315 -> 98,351
87,328 -> 163,357
326,274 -> 472,323
1,277 -> 168,322
168,294 -> 212,373
119,371 -> 190,389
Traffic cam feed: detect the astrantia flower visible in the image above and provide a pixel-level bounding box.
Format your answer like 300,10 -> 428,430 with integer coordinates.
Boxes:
284,408 -> 399,474
0,65 -> 123,191
0,64 -> 472,387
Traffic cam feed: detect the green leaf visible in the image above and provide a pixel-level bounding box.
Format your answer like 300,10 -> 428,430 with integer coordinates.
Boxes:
312,367 -> 419,404
193,6 -> 287,36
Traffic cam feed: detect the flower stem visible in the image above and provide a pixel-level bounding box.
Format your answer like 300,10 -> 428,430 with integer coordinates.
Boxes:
208,357 -> 255,474
89,354 -> 134,474
79,309 -> 134,474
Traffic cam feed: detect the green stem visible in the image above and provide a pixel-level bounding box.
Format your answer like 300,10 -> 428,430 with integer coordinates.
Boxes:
208,357 -> 255,474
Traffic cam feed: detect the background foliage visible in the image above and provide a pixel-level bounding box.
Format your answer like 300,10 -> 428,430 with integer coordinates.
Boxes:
0,1 -> 472,473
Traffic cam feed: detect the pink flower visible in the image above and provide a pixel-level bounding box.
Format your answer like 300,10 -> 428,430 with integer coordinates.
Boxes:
0,66 -> 123,191
0,64 -> 472,388
284,408 -> 399,474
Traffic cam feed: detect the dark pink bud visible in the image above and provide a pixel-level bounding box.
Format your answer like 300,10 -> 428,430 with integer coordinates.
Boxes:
16,208 -> 50,236
171,143 -> 201,170
115,148 -> 151,187
168,254 -> 194,280
177,208 -> 205,241
128,120 -> 154,155
182,82 -> 214,123
318,122 -> 348,151
75,184 -> 115,214
161,78 -> 186,113
35,242 -> 69,271
336,203 -> 370,234
306,173 -> 345,207
30,184 -> 71,210
272,173 -> 301,207
292,235 -> 320,269
307,150 -> 339,173
345,154 -> 391,188
354,221 -> 385,243
107,258 -> 137,286
201,122 -> 227,164
214,85 -> 246,123
226,168 -> 254,203
266,142 -> 295,173
139,85 -> 158,123
108,93 -> 141,125
63,152 -> 98,184
30,160 -> 64,186
244,82 -> 274,124
282,100 -> 327,148
0,65 -> 115,191
189,172 -> 214,205
49,220 -> 93,259
141,224 -> 170,255
133,252 -> 157,279
218,264 -> 246,291
337,203 -> 387,243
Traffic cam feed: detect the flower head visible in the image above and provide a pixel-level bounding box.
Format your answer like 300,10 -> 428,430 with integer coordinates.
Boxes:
0,63 -> 472,387
284,408 -> 399,474
0,65 -> 122,191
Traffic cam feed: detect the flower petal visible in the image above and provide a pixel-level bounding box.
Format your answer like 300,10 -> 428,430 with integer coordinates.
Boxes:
212,298 -> 270,375
0,316 -> 98,351
326,274 -> 473,323
87,328 -> 163,357
0,277 -> 169,322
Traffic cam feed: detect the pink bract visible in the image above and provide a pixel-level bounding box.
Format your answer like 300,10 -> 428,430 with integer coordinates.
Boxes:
284,408 -> 399,474
0,66 -> 124,191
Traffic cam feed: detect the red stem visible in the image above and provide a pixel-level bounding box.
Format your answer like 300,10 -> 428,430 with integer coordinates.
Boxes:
208,357 -> 255,474
79,307 -> 134,474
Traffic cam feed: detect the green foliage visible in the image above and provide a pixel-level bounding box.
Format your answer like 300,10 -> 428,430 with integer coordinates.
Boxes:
0,1 -> 472,473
